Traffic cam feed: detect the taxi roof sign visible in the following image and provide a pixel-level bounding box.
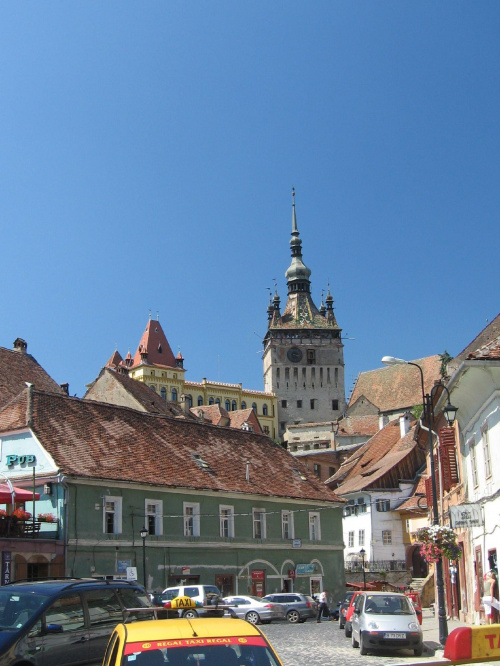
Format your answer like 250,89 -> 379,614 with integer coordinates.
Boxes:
170,596 -> 198,610
445,625 -> 500,663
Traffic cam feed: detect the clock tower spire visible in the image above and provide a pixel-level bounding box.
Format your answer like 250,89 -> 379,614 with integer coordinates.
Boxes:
263,191 -> 346,440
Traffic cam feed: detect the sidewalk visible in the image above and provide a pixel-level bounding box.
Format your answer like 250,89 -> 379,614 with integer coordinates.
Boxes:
421,607 -> 469,657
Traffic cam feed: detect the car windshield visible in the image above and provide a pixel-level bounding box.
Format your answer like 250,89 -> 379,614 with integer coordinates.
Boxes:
0,590 -> 48,631
363,595 -> 413,615
122,640 -> 281,665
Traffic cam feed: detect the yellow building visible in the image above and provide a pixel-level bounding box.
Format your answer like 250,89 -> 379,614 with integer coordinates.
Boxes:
105,316 -> 278,439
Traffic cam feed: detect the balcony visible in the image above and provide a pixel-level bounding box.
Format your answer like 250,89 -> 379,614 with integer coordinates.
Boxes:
345,559 -> 407,573
0,517 -> 60,540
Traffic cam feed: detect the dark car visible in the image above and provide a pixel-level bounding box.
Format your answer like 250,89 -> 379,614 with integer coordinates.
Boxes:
339,591 -> 355,629
261,593 -> 317,623
0,578 -> 153,666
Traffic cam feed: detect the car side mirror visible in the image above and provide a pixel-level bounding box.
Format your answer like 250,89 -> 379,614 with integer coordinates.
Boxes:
354,608 -> 361,614
46,623 -> 63,634
416,609 -> 422,616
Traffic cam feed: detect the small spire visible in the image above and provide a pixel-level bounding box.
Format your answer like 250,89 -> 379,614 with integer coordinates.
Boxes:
157,311 -> 159,321
319,289 -> 326,316
292,187 -> 298,235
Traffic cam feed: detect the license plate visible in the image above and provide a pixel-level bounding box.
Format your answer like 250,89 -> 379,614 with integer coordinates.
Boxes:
384,632 -> 406,639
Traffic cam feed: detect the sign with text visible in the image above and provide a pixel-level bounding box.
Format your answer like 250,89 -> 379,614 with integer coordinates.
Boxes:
251,569 -> 265,580
449,503 -> 483,528
292,539 -> 302,548
295,564 -> 315,576
1,552 -> 11,585
126,567 -> 137,581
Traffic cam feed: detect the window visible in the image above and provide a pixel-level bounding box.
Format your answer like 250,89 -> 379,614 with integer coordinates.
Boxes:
171,388 -> 177,402
209,397 -> 214,405
282,510 -> 294,540
149,385 -> 156,391
348,531 -> 354,548
186,394 -> 193,408
281,400 -> 287,408
329,466 -> 336,476
280,422 -> 286,431
45,594 -> 85,631
335,368 -> 338,387
297,400 -> 302,408
263,425 -> 270,434
160,387 -> 166,400
183,502 -> 200,537
253,509 -> 266,539
241,401 -> 246,409
482,423 -> 492,479
309,512 -> 321,541
225,399 -> 231,411
332,399 -> 339,410
382,530 -> 392,545
215,397 -> 221,405
310,399 -> 315,409
359,529 -> 365,547
84,589 -> 123,627
469,436 -> 479,488
252,403 -> 257,413
232,400 -> 237,411
313,464 -> 321,477
262,403 -> 268,416
307,349 -> 316,364
103,496 -> 122,534
376,499 -> 390,512
146,500 -> 162,536
198,395 -> 203,406
220,505 -> 234,538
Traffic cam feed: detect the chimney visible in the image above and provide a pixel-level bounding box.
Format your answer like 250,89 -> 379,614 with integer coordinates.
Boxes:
60,383 -> 69,395
379,414 -> 389,430
179,394 -> 190,414
400,412 -> 411,437
13,338 -> 27,353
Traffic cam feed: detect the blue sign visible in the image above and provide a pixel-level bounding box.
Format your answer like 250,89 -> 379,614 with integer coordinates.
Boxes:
295,564 -> 315,576
2,552 -> 12,585
117,559 -> 131,574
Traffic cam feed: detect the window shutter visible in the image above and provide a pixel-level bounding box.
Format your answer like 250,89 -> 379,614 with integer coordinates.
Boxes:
425,477 -> 434,506
439,427 -> 459,491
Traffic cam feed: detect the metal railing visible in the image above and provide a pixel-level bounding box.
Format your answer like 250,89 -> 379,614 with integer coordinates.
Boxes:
345,560 -> 407,572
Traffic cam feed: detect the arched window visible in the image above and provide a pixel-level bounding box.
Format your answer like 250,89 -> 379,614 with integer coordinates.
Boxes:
241,401 -> 246,409
171,388 -> 177,402
231,400 -> 237,411
150,385 -> 156,391
209,397 -> 214,405
225,399 -> 231,411
215,398 -> 221,405
186,394 -> 193,408
160,387 -> 166,400
262,404 -> 268,416
198,396 -> 203,406
252,403 -> 257,414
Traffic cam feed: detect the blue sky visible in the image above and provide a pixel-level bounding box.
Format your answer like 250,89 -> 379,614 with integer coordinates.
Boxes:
1,2 -> 499,398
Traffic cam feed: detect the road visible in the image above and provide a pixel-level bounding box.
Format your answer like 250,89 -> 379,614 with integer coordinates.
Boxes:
259,618 -> 430,666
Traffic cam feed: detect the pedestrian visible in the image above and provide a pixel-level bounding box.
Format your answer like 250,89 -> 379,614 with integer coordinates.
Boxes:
483,570 -> 497,624
316,589 -> 330,622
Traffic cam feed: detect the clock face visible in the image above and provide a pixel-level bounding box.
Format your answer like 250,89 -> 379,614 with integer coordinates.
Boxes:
287,347 -> 303,363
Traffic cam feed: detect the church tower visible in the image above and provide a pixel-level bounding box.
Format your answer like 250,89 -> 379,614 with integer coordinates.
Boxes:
263,190 -> 346,438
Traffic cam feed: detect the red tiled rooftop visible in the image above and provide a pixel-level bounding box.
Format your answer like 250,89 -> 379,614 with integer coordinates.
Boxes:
467,334 -> 500,361
132,318 -> 177,368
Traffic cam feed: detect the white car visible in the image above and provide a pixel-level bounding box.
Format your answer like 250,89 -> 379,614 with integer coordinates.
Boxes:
158,584 -> 222,617
223,595 -> 286,624
351,592 -> 423,656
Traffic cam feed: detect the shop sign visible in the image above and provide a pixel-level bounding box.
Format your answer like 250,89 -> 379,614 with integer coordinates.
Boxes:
1,552 -> 11,585
295,564 -> 315,576
251,569 -> 265,580
182,567 -> 191,575
288,569 -> 296,579
449,504 -> 483,528
6,454 -> 36,467
117,560 -> 131,574
292,539 -> 302,548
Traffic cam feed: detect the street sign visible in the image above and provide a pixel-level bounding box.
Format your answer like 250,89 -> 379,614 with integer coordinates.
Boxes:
126,567 -> 137,581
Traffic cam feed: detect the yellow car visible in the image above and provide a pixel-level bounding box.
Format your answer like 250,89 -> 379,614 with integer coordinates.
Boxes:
102,617 -> 284,666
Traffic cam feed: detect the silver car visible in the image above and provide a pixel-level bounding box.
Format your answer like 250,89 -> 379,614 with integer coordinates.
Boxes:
223,595 -> 286,624
351,592 -> 423,656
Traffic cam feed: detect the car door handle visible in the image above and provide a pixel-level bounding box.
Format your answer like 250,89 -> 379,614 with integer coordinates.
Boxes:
76,636 -> 88,642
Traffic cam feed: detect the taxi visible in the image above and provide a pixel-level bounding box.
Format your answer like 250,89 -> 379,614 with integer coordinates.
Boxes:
102,617 -> 284,666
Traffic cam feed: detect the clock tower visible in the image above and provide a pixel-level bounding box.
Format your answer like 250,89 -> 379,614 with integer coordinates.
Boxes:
263,190 -> 346,439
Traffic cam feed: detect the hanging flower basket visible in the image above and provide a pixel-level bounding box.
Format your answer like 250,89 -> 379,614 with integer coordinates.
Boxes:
416,525 -> 462,563
0,509 -> 8,518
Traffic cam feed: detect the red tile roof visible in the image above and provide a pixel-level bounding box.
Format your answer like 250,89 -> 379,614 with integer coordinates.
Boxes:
396,475 -> 428,512
0,389 -> 342,503
467,334 -> 500,360
0,344 -> 64,409
348,356 -> 442,414
106,350 -> 123,368
449,313 -> 500,371
132,318 -> 177,368
336,415 -> 380,437
328,419 -> 425,494
190,404 -> 230,425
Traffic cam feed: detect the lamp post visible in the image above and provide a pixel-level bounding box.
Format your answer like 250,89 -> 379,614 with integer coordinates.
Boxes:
140,526 -> 148,590
382,356 -> 458,645
360,548 -> 366,590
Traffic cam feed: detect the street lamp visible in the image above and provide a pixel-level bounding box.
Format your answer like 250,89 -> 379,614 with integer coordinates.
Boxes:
382,356 -> 458,645
140,526 -> 148,590
360,548 -> 366,590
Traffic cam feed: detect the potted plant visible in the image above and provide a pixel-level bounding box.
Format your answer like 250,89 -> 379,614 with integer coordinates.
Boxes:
0,509 -> 7,519
12,508 -> 31,521
416,525 -> 462,563
37,513 -> 57,523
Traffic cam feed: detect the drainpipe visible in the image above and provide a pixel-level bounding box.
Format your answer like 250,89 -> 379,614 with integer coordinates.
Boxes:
57,473 -> 70,576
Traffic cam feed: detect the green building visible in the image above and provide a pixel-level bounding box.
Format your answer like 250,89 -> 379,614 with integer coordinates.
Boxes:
0,385 -> 345,600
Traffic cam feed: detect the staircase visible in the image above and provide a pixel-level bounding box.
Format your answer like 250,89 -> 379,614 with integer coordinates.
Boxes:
410,574 -> 435,608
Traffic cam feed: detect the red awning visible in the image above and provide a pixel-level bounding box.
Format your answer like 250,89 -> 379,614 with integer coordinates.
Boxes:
346,582 -> 377,590
0,484 -> 40,504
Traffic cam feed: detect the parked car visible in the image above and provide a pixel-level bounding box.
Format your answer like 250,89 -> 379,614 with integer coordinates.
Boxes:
222,595 -> 286,624
344,591 -> 362,637
0,578 -> 153,666
261,593 -> 317,623
338,591 -> 355,629
351,591 -> 423,656
157,584 -> 222,618
102,617 -> 285,665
